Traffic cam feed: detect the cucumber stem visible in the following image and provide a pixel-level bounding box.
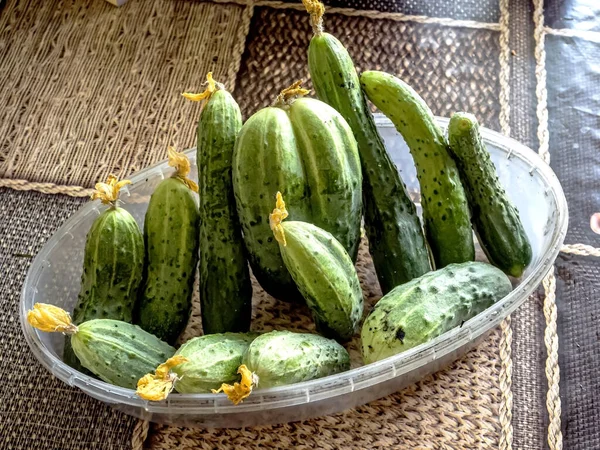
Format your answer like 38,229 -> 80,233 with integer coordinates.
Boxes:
167,146 -> 199,193
302,0 -> 325,35
272,80 -> 310,107
269,191 -> 289,246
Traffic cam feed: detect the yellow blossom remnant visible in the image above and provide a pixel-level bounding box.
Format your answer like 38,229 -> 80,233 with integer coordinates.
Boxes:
274,80 -> 310,107
182,72 -> 218,102
91,174 -> 131,205
27,303 -> 78,334
136,355 -> 189,401
167,146 -> 199,193
269,191 -> 289,246
302,0 -> 325,34
211,364 -> 258,405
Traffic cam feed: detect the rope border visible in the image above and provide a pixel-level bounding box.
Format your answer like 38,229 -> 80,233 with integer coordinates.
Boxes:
0,178 -> 93,197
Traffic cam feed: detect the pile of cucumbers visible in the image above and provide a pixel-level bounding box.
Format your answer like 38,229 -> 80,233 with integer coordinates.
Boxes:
27,0 -> 531,404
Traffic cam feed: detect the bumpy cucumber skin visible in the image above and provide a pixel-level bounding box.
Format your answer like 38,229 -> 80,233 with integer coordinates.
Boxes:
172,333 -> 259,393
360,71 -> 475,268
66,207 -> 144,370
308,33 -> 431,293
361,262 -> 512,363
198,89 -> 252,334
135,177 -> 200,345
243,330 -> 350,388
279,221 -> 363,341
232,100 -> 362,301
448,113 -> 532,278
71,319 -> 175,389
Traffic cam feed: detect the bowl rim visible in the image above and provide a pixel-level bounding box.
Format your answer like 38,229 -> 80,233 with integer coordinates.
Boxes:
20,115 -> 569,415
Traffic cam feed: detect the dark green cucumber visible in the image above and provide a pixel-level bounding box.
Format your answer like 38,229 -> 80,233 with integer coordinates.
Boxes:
233,96 -> 362,301
361,262 -> 512,363
71,319 -> 176,389
67,205 -> 144,371
308,31 -> 431,294
243,330 -> 350,388
197,88 -> 252,333
136,176 -> 200,344
448,113 -> 532,277
277,219 -> 363,340
360,71 -> 475,268
172,333 -> 259,393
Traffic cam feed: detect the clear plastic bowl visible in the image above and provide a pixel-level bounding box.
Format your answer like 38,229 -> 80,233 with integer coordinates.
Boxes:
20,116 -> 568,428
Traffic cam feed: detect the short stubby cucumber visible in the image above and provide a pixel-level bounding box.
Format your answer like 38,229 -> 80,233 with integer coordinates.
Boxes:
66,175 -> 144,371
361,262 -> 512,363
270,193 -> 363,340
448,113 -> 532,277
233,83 -> 362,301
135,149 -> 200,345
304,1 -> 431,293
243,330 -> 350,388
28,304 -> 175,389
360,71 -> 475,268
186,74 -> 252,334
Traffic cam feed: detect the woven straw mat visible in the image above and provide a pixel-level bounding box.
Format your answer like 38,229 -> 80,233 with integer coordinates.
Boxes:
149,7 -> 505,450
0,0 -> 252,188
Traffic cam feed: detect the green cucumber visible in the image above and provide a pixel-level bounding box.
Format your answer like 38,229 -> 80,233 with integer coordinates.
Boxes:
197,85 -> 252,333
361,262 -> 512,363
360,71 -> 475,268
448,113 -> 532,277
271,197 -> 363,340
171,333 -> 259,393
136,153 -> 200,344
307,30 -> 431,294
233,91 -> 362,301
67,178 -> 144,371
71,319 -> 175,388
243,330 -> 350,388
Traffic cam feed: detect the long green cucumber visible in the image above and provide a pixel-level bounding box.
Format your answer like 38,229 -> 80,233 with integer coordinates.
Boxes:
361,262 -> 512,363
233,91 -> 362,301
448,113 -> 532,277
360,71 -> 475,268
307,29 -> 431,294
271,197 -> 363,340
136,154 -> 200,345
197,85 -> 252,333
67,179 -> 144,371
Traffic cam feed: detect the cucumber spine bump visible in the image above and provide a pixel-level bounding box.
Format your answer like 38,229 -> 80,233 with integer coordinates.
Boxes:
191,74 -> 253,333
448,112 -> 532,277
305,4 -> 431,293
360,71 -> 475,268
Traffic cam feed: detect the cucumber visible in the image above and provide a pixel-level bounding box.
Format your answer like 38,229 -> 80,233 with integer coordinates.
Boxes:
306,24 -> 431,294
172,333 -> 259,393
66,176 -> 144,371
195,83 -> 252,333
233,85 -> 362,301
270,193 -> 363,340
361,262 -> 512,363
243,330 -> 350,388
448,113 -> 532,277
135,149 -> 200,345
28,304 -> 175,389
360,71 -> 475,268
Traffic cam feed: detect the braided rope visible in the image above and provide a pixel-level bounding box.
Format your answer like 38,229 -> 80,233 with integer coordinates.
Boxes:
498,0 -> 511,137
561,243 -> 600,257
205,0 -> 502,30
533,0 -> 550,164
0,178 -> 93,197
131,419 -> 150,450
543,26 -> 600,44
542,272 -> 563,450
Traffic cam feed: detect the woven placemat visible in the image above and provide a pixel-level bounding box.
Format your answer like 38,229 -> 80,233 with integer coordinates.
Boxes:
0,0 -> 252,188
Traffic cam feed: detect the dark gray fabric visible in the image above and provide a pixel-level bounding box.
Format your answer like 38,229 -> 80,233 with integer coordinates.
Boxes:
0,189 -> 138,450
546,33 -> 600,449
544,0 -> 600,33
